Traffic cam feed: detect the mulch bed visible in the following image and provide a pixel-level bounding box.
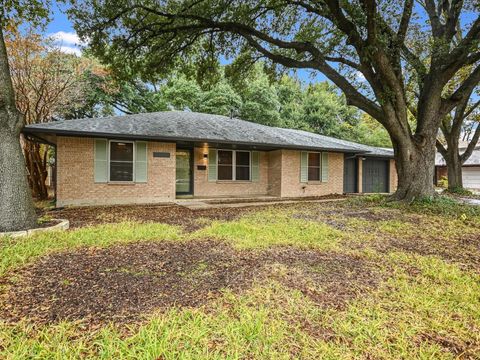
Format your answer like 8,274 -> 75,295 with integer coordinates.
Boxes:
0,240 -> 382,326
46,204 -> 261,230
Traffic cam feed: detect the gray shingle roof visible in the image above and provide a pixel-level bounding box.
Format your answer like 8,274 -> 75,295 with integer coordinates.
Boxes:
24,111 -> 394,156
436,147 -> 480,166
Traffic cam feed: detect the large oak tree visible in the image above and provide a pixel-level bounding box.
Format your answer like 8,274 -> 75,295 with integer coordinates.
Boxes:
0,1 -> 51,231
68,0 -> 480,201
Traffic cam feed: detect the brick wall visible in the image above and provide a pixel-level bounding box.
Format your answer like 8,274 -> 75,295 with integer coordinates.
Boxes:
56,136 -> 398,206
271,150 -> 344,197
56,136 -> 176,206
193,147 -> 269,197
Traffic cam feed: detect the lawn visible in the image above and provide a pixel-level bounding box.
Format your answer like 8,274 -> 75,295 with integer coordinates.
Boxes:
1,196 -> 479,359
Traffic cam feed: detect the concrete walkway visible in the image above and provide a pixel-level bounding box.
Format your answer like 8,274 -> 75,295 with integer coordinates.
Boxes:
175,197 -> 346,210
460,197 -> 480,206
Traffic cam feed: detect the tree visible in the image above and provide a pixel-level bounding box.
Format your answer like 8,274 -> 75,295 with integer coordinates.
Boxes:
62,57 -> 116,119
239,67 -> 282,126
68,0 -> 480,201
275,75 -> 306,129
161,75 -> 202,111
436,82 -> 480,190
353,114 -> 392,148
0,1 -> 51,231
199,79 -> 242,116
301,82 -> 360,139
6,29 -> 94,199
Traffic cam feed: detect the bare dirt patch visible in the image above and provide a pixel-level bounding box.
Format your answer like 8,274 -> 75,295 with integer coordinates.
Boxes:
0,240 -> 381,326
47,204 -> 259,230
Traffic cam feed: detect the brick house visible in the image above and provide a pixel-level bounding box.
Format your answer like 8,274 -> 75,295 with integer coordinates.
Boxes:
23,111 -> 397,207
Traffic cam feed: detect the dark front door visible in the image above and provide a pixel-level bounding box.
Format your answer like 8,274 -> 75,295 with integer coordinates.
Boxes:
362,158 -> 389,193
176,149 -> 193,195
343,155 -> 358,193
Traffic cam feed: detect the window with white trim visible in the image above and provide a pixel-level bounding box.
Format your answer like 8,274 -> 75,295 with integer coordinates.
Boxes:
109,140 -> 134,181
217,150 -> 251,181
308,152 -> 321,181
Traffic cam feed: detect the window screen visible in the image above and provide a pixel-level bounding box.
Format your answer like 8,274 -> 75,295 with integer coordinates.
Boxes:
235,151 -> 250,180
217,150 -> 233,180
308,152 -> 321,181
110,141 -> 134,181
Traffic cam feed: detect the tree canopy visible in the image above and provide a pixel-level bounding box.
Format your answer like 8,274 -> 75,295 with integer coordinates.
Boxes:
67,0 -> 480,200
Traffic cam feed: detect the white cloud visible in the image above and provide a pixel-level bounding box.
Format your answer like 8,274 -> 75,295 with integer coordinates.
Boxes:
49,31 -> 84,46
48,31 -> 85,56
58,45 -> 82,56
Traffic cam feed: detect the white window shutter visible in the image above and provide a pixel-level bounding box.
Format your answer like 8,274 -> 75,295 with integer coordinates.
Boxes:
94,139 -> 108,182
208,149 -> 217,182
300,151 -> 308,182
135,142 -> 148,182
321,152 -> 329,182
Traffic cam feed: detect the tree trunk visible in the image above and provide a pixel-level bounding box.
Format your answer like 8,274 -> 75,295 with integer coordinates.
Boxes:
0,26 -> 37,232
393,138 -> 436,201
0,127 -> 37,231
446,153 -> 463,190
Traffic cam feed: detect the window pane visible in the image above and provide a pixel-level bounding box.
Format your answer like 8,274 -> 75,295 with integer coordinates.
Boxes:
236,151 -> 250,166
236,166 -> 250,180
308,167 -> 320,181
218,165 -> 233,180
308,152 -> 320,167
110,162 -> 133,181
110,142 -> 133,161
218,150 -> 233,165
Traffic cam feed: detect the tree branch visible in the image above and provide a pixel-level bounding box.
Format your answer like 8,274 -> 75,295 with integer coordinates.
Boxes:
460,123 -> 480,163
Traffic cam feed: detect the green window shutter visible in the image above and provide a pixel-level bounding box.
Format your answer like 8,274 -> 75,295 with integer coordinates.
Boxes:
321,152 -> 329,182
135,142 -> 148,183
251,151 -> 260,181
208,149 -> 217,182
300,151 -> 308,183
94,139 -> 108,182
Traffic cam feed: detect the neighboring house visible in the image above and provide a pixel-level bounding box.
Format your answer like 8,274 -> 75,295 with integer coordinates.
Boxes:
435,145 -> 480,189
23,111 -> 397,207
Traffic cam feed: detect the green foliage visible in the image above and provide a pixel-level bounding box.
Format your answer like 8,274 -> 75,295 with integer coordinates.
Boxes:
0,222 -> 181,276
351,194 -> 480,219
2,0 -> 51,27
162,75 -> 202,111
443,187 -> 473,196
239,71 -> 282,126
198,79 -> 242,116
438,176 -> 448,188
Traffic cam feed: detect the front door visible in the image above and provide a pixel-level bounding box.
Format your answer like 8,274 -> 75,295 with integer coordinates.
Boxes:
343,155 -> 358,193
176,149 -> 193,195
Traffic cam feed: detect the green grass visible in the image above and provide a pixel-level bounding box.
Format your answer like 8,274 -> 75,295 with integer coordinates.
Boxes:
0,222 -> 181,276
2,255 -> 478,359
194,209 -> 343,250
1,201 -> 480,359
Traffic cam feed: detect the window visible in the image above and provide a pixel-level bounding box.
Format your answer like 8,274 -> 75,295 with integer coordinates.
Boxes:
235,151 -> 250,180
217,150 -> 251,181
218,150 -> 233,180
308,152 -> 321,181
109,141 -> 134,181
